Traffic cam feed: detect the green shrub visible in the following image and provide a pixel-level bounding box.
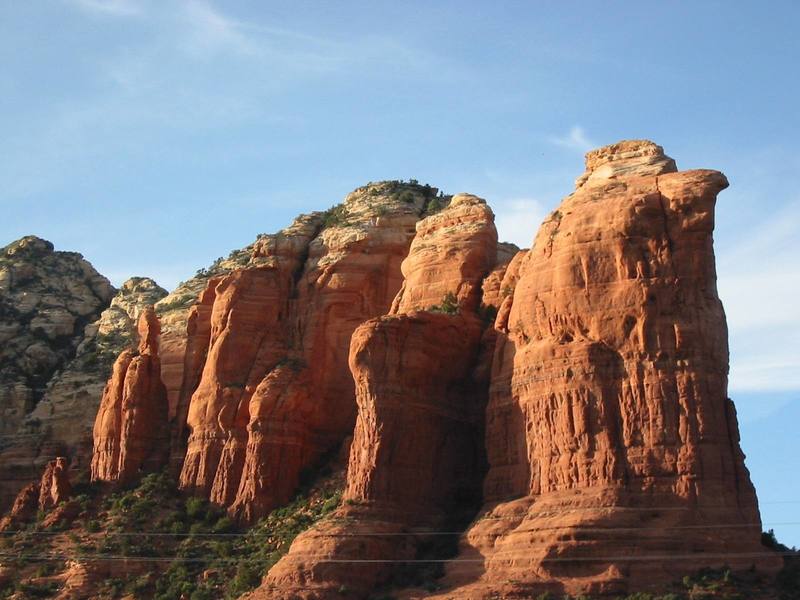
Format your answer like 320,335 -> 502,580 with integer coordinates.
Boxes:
169,519 -> 188,535
396,190 -> 417,204
212,516 -> 235,534
321,204 -> 349,229
423,197 -> 446,216
227,563 -> 262,597
154,564 -> 196,600
429,292 -> 459,315
185,497 -> 207,521
16,581 -> 60,598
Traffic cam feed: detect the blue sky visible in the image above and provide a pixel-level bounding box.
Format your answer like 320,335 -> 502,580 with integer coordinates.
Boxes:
2,1 -> 798,545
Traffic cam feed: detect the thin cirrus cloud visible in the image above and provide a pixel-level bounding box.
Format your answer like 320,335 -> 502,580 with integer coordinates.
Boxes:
718,201 -> 800,392
67,0 -> 142,17
493,198 -> 546,249
68,0 -> 465,76
2,0 -> 465,201
549,125 -> 597,153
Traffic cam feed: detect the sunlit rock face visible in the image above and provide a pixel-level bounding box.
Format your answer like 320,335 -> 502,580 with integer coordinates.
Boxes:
91,307 -> 169,484
433,140 -> 780,598
0,456 -> 72,532
253,193 -> 502,599
174,183 -> 452,522
245,142 -> 777,599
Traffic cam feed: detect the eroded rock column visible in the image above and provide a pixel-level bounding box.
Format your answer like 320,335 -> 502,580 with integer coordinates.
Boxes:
256,194 -> 501,599
91,307 -> 168,484
436,140 -> 780,598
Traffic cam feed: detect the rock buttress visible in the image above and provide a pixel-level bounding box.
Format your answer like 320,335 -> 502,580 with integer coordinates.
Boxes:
433,140 -> 781,598
91,307 -> 168,483
252,194 -> 500,599
176,183 -> 445,521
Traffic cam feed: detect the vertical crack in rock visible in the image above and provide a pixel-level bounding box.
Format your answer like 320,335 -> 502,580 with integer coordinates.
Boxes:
426,141 -> 781,599
252,193 -> 504,599
91,306 -> 169,484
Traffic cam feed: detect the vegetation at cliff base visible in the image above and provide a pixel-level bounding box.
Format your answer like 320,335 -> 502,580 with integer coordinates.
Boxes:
0,466 -> 344,600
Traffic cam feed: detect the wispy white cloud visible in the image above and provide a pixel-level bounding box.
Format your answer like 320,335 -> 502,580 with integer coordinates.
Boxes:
180,0 -> 259,57
718,202 -> 800,393
493,197 -> 545,249
67,0 -> 142,17
549,125 -> 596,153
4,1 -> 466,201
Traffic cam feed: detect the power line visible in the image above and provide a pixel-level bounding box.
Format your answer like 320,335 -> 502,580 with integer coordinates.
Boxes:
1,521 -> 799,538
0,551 -> 794,564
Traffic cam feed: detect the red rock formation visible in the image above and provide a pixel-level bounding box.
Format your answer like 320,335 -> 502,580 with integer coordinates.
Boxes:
178,184 -> 439,521
255,193 -> 499,598
479,241 -> 520,314
91,307 -> 168,483
432,140 -> 780,598
38,456 -> 71,511
179,267 -> 295,504
0,456 -> 72,530
0,483 -> 37,531
247,142 -> 778,599
228,363 -> 314,523
167,282 -> 217,471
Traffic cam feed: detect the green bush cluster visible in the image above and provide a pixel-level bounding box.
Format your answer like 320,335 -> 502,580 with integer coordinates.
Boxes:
428,291 -> 459,315
155,293 -> 196,314
321,204 -> 350,229
422,196 -> 447,215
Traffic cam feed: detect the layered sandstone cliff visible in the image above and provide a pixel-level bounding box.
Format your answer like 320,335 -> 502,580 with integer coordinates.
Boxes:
253,194 -> 502,598
2,145 -> 778,598
0,237 -> 115,509
245,141 -> 776,599
178,183 -> 448,522
432,140 -> 779,598
0,274 -> 165,510
91,307 -> 169,483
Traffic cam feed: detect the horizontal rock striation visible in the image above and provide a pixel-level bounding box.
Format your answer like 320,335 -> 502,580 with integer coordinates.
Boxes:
0,237 -> 115,509
176,182 -> 452,522
254,193 -> 501,598
91,307 -> 169,483
0,456 -> 71,531
6,146 -> 777,598
433,140 -> 780,598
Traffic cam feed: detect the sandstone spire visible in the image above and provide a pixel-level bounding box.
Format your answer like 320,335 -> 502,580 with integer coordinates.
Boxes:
91,306 -> 169,483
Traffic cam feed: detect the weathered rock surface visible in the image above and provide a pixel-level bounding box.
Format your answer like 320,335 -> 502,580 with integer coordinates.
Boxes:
91,307 -> 169,483
0,456 -> 71,531
0,237 -> 115,508
246,142 -> 777,599
37,456 -> 71,511
391,193 -> 499,313
0,273 -> 165,511
30,278 -> 167,453
255,193 -> 500,598
0,237 -> 114,432
177,182 -> 449,522
1,151 -> 779,598
574,139 -> 677,189
479,241 -> 521,313
0,483 -> 38,532
431,141 -> 780,597
158,244 -> 253,442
